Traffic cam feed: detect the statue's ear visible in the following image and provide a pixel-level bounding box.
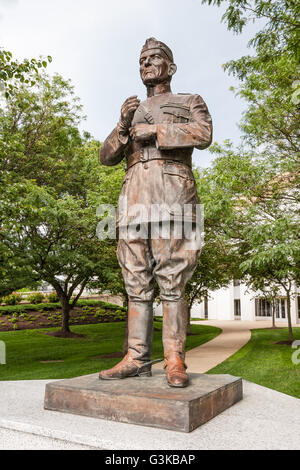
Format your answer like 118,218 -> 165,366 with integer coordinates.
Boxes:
168,63 -> 177,77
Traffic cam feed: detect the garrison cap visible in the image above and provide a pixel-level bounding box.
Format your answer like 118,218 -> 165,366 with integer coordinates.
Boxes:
141,37 -> 174,62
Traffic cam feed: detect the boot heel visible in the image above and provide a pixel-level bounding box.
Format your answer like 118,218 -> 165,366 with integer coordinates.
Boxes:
138,370 -> 152,377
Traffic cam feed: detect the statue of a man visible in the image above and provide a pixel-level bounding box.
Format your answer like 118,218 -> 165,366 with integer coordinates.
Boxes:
99,38 -> 212,387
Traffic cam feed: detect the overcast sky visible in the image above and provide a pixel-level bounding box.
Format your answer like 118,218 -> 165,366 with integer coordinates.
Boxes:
0,0 -> 261,167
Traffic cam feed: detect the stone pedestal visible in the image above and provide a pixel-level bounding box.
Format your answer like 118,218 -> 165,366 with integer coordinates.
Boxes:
44,371 -> 242,433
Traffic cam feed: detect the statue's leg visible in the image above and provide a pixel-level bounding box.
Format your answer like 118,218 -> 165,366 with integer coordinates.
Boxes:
152,222 -> 201,387
99,233 -> 155,380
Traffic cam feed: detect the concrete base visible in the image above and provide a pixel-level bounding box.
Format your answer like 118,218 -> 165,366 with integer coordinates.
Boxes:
44,371 -> 242,433
0,378 -> 299,449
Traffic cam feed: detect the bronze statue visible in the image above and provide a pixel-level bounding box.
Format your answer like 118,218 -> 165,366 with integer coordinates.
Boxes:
99,38 -> 212,387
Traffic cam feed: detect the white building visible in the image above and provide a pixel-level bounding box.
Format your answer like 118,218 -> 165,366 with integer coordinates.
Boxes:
154,281 -> 300,324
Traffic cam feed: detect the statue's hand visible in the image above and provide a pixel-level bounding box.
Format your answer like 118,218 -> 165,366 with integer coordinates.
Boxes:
129,124 -> 157,142
119,95 -> 140,131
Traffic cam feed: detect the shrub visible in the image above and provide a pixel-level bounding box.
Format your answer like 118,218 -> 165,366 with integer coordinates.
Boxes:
28,293 -> 45,304
8,317 -> 18,323
46,292 -> 59,303
95,308 -> 106,315
3,294 -> 23,305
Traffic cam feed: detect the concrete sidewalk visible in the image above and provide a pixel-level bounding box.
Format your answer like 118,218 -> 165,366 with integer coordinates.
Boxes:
0,377 -> 299,450
153,319 -> 298,373
0,319 -> 299,450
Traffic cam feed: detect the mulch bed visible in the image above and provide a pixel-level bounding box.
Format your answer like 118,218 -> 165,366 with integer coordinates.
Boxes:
45,330 -> 86,338
0,305 -> 125,332
272,340 -> 294,345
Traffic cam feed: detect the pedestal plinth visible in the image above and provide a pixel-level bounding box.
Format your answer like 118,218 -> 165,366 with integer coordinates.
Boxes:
44,370 -> 242,433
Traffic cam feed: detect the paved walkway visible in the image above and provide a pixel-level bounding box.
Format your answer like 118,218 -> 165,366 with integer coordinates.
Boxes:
0,377 -> 299,450
0,319 -> 299,450
153,319 -> 298,373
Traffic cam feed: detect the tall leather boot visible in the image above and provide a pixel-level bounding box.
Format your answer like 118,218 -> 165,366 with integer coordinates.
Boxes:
162,298 -> 189,388
99,300 -> 154,380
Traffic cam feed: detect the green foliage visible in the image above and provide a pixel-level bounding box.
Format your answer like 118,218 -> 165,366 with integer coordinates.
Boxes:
0,48 -> 51,98
0,300 -> 125,319
82,305 -> 126,322
3,293 -> 23,305
8,317 -> 18,324
0,303 -> 55,315
202,0 -> 300,59
77,299 -> 126,311
0,70 -> 126,333
27,292 -> 45,304
46,292 -> 59,303
201,0 -> 299,343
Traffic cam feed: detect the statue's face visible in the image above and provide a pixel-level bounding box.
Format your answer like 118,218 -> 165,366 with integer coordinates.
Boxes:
139,48 -> 171,85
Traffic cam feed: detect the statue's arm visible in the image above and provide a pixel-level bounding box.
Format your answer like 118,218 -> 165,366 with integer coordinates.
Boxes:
99,125 -> 129,166
156,94 -> 212,150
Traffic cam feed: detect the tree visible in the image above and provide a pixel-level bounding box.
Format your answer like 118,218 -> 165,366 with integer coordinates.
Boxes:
200,0 -> 299,340
248,279 -> 281,329
202,0 -> 300,59
203,0 -> 300,176
0,72 -> 125,336
201,146 -> 299,341
0,48 -> 51,98
239,204 -> 299,342
185,237 -> 234,333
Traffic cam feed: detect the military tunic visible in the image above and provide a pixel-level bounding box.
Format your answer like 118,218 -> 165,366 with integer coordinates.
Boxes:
100,91 -> 212,302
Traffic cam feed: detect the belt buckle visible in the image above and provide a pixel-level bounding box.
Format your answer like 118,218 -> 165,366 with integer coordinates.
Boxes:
140,149 -> 149,169
140,149 -> 148,162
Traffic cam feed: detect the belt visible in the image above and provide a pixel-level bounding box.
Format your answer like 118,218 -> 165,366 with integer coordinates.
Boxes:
126,147 -> 192,170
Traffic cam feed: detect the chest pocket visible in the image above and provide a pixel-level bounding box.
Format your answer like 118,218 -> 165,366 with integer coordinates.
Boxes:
160,103 -> 190,123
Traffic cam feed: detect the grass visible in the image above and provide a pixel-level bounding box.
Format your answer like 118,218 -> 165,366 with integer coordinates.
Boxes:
0,321 -> 221,381
207,327 -> 300,398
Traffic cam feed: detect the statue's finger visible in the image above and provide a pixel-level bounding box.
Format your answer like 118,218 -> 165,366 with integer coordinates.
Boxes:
125,97 -> 140,106
127,105 -> 139,113
124,95 -> 139,104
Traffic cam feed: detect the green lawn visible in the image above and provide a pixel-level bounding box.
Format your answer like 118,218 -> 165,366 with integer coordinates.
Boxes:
207,327 -> 300,398
0,321 -> 221,381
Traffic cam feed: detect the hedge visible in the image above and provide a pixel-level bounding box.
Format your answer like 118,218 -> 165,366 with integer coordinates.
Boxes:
0,299 -> 126,316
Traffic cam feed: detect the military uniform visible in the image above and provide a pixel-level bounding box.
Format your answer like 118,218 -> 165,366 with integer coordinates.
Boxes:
99,38 -> 212,387
100,91 -> 212,301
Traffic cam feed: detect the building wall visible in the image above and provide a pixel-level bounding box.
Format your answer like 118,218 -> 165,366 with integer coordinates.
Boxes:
177,282 -> 300,324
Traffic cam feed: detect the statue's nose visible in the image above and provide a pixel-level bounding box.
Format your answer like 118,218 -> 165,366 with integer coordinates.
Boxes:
145,57 -> 151,66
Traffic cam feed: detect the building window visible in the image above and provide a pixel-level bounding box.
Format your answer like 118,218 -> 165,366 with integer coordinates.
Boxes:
255,299 -> 272,317
276,300 -> 280,318
256,298 -> 287,318
281,299 -> 286,318
204,298 -> 208,319
234,299 -> 241,316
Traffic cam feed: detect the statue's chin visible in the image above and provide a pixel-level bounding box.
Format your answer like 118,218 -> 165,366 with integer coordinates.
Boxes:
142,77 -> 159,85
142,76 -> 169,86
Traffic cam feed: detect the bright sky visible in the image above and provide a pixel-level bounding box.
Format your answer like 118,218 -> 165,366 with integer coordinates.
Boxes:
0,0 -> 260,167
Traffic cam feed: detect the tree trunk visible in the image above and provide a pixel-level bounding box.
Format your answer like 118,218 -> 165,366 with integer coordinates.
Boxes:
60,295 -> 72,335
272,300 -> 276,328
286,291 -> 294,343
186,305 -> 192,336
122,293 -> 129,356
